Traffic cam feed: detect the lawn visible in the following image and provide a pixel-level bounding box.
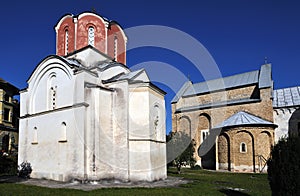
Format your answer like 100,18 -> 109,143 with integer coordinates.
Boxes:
0,168 -> 271,196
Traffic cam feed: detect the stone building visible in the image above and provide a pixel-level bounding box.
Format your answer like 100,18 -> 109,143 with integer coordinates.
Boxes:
18,12 -> 167,182
0,78 -> 19,154
172,64 -> 277,172
273,86 -> 300,141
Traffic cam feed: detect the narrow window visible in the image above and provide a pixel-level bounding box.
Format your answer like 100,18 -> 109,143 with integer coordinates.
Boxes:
3,108 -> 10,121
88,26 -> 95,46
59,122 -> 67,142
65,30 -> 69,55
32,127 -> 38,144
48,74 -> 57,110
50,87 -> 57,109
240,142 -> 247,153
200,129 -> 209,144
114,35 -> 118,60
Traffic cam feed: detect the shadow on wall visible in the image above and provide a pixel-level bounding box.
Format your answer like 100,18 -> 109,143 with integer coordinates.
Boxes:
288,108 -> 300,137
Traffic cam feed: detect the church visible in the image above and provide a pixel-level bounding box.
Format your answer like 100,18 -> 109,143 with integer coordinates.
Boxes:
18,12 -> 167,182
172,64 -> 278,172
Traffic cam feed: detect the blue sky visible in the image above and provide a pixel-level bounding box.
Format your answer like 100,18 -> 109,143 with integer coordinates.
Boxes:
1,0 -> 300,133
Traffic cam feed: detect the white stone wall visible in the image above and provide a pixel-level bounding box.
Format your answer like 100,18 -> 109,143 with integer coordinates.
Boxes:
273,108 -> 294,142
19,52 -> 167,182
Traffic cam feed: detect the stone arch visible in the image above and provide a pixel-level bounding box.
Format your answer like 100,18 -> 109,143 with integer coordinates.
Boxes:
218,133 -> 231,171
257,131 -> 272,159
107,22 -> 126,64
197,113 -> 215,169
54,14 -> 75,56
178,115 -> 191,137
198,113 -> 211,144
288,108 -> 300,137
235,130 -> 255,172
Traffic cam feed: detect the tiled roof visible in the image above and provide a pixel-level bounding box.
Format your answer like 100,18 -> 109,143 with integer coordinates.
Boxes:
213,111 -> 275,129
273,86 -> 300,108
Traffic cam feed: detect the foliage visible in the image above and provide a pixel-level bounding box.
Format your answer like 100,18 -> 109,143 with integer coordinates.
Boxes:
0,153 -> 18,175
167,131 -> 196,174
18,161 -> 32,178
267,136 -> 300,195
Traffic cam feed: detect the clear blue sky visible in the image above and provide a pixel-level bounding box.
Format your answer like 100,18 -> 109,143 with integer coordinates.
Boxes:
1,0 -> 300,133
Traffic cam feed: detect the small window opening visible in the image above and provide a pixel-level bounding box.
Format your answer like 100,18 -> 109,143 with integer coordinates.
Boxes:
65,30 -> 69,55
240,142 -> 247,153
88,26 -> 95,46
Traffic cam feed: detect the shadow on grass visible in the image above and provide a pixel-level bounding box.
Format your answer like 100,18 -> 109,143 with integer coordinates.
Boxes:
219,188 -> 250,196
0,175 -> 27,183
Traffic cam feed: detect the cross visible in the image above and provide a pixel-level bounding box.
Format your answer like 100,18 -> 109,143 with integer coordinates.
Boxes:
264,57 -> 268,64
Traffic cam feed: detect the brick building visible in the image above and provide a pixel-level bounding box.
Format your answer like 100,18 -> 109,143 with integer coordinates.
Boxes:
0,78 -> 19,154
172,63 -> 277,172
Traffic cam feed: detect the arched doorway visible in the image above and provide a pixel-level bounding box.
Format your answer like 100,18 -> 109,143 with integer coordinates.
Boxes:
218,133 -> 231,171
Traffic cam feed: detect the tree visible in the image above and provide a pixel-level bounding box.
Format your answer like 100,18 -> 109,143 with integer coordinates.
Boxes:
267,136 -> 300,195
167,131 -> 196,174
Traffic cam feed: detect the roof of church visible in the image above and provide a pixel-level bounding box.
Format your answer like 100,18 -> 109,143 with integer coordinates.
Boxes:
273,86 -> 300,108
213,111 -> 276,129
171,64 -> 272,103
0,78 -> 19,94
184,70 -> 259,96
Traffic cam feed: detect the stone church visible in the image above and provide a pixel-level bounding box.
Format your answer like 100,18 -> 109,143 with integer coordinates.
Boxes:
172,64 -> 278,172
18,12 -> 167,182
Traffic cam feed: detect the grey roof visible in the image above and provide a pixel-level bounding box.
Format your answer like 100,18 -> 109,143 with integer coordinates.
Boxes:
62,58 -> 83,67
102,69 -> 146,84
118,69 -> 145,80
171,81 -> 192,103
213,111 -> 275,129
273,86 -> 300,108
183,70 -> 259,97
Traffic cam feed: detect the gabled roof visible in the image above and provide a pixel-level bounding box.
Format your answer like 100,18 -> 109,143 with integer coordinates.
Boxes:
102,69 -> 149,84
171,81 -> 192,103
171,64 -> 273,103
184,70 -> 259,97
213,111 -> 276,129
273,86 -> 300,108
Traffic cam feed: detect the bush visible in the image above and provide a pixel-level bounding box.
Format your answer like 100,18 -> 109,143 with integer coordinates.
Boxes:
17,161 -> 32,178
191,165 -> 202,170
267,136 -> 300,195
167,132 -> 196,174
0,154 -> 18,175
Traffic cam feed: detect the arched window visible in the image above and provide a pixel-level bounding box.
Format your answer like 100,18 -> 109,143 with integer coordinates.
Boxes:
65,30 -> 69,55
32,127 -> 38,144
59,122 -> 67,142
114,35 -> 118,60
240,142 -> 247,153
88,26 -> 95,46
48,74 -> 57,110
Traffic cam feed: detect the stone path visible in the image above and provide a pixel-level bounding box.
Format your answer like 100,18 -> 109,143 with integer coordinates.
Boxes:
1,176 -> 190,191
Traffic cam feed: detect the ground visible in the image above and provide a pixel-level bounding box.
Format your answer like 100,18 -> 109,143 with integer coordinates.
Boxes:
0,168 -> 271,195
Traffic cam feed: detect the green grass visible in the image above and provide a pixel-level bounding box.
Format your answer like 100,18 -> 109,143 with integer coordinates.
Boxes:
0,168 -> 271,196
